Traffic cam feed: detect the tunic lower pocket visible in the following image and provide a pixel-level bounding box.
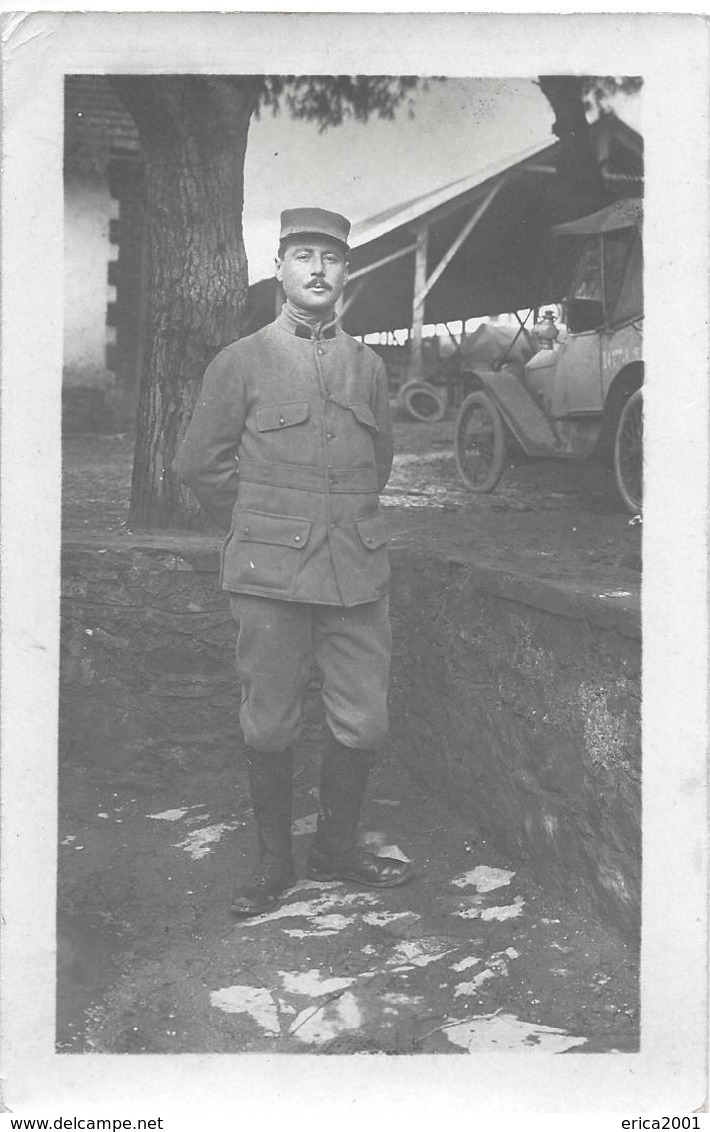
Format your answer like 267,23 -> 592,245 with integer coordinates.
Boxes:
355,511 -> 389,549
354,511 -> 390,592
227,509 -> 312,592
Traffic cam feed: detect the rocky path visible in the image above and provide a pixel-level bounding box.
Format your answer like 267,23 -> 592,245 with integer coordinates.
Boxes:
58,735 -> 638,1055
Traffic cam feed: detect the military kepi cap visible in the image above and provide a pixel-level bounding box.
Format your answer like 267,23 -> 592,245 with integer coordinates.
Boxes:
280,207 -> 351,249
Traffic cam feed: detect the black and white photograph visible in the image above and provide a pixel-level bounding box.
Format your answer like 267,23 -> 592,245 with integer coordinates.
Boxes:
1,9 -> 708,1122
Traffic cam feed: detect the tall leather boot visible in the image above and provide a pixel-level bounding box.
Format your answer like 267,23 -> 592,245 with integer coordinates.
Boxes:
231,747 -> 296,918
307,735 -> 411,888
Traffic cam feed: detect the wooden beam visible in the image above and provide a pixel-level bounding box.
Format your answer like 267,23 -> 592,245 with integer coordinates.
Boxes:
408,225 -> 429,380
346,241 -> 417,283
339,277 -> 367,318
413,180 -> 505,310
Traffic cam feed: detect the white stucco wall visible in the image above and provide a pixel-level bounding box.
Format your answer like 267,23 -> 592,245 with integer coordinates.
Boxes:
63,172 -> 118,387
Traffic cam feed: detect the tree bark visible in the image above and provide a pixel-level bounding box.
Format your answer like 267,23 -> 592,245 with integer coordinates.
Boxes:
110,76 -> 261,529
538,76 -> 607,217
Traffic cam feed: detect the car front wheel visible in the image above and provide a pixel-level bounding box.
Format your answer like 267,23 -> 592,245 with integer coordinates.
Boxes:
454,390 -> 506,492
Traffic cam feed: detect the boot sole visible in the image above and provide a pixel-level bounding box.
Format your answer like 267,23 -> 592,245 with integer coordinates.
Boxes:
231,876 -> 297,918
231,894 -> 284,918
306,863 -> 412,888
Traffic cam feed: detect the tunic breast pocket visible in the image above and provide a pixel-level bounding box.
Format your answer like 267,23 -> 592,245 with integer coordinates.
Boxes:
231,509 -> 312,592
255,401 -> 312,463
347,403 -> 380,432
256,402 -> 310,433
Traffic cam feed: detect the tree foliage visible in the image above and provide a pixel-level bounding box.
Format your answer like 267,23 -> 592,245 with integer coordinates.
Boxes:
583,76 -> 643,117
538,74 -> 643,127
537,75 -> 642,216
257,75 -> 422,130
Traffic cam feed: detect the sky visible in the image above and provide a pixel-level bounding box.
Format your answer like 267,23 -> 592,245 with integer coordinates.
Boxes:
242,78 -> 557,284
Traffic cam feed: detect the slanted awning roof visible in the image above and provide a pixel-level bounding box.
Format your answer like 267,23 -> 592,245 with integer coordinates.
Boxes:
244,119 -> 643,338
340,138 -> 581,335
347,136 -> 556,250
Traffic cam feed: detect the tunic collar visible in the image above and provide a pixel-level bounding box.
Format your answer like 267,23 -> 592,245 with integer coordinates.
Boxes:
277,303 -> 339,341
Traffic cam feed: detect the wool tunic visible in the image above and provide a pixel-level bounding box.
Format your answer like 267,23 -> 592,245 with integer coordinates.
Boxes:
178,309 -> 394,607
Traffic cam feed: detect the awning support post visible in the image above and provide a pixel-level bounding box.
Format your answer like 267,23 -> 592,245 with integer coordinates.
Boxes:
412,180 -> 505,311
407,180 -> 504,381
408,224 -> 429,381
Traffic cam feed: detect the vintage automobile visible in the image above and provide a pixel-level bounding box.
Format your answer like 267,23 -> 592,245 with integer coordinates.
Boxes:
453,198 -> 643,513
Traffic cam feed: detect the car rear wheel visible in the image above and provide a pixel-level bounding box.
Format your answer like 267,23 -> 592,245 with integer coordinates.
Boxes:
454,390 -> 506,492
614,387 -> 643,514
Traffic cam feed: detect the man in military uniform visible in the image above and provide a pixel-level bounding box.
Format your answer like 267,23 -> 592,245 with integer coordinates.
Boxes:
178,207 -> 411,918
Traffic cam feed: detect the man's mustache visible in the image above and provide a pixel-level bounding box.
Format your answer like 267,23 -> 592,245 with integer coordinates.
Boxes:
307,279 -> 332,290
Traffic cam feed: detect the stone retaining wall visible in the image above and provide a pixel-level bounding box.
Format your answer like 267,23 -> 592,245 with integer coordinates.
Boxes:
386,550 -> 640,938
60,534 -> 641,938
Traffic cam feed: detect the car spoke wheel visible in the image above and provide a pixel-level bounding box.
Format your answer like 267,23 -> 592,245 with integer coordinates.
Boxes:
614,387 -> 643,514
454,390 -> 506,492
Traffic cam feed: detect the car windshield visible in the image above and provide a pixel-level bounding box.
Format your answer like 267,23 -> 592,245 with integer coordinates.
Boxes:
566,238 -> 603,332
571,238 -> 602,302
566,229 -> 638,332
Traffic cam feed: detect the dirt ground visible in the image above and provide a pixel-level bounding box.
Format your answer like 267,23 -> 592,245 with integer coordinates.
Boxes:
58,418 -> 641,1058
62,415 -> 642,589
58,720 -> 639,1056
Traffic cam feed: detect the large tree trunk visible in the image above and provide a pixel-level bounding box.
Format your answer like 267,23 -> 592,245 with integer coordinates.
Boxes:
538,76 -> 607,217
110,76 -> 261,529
